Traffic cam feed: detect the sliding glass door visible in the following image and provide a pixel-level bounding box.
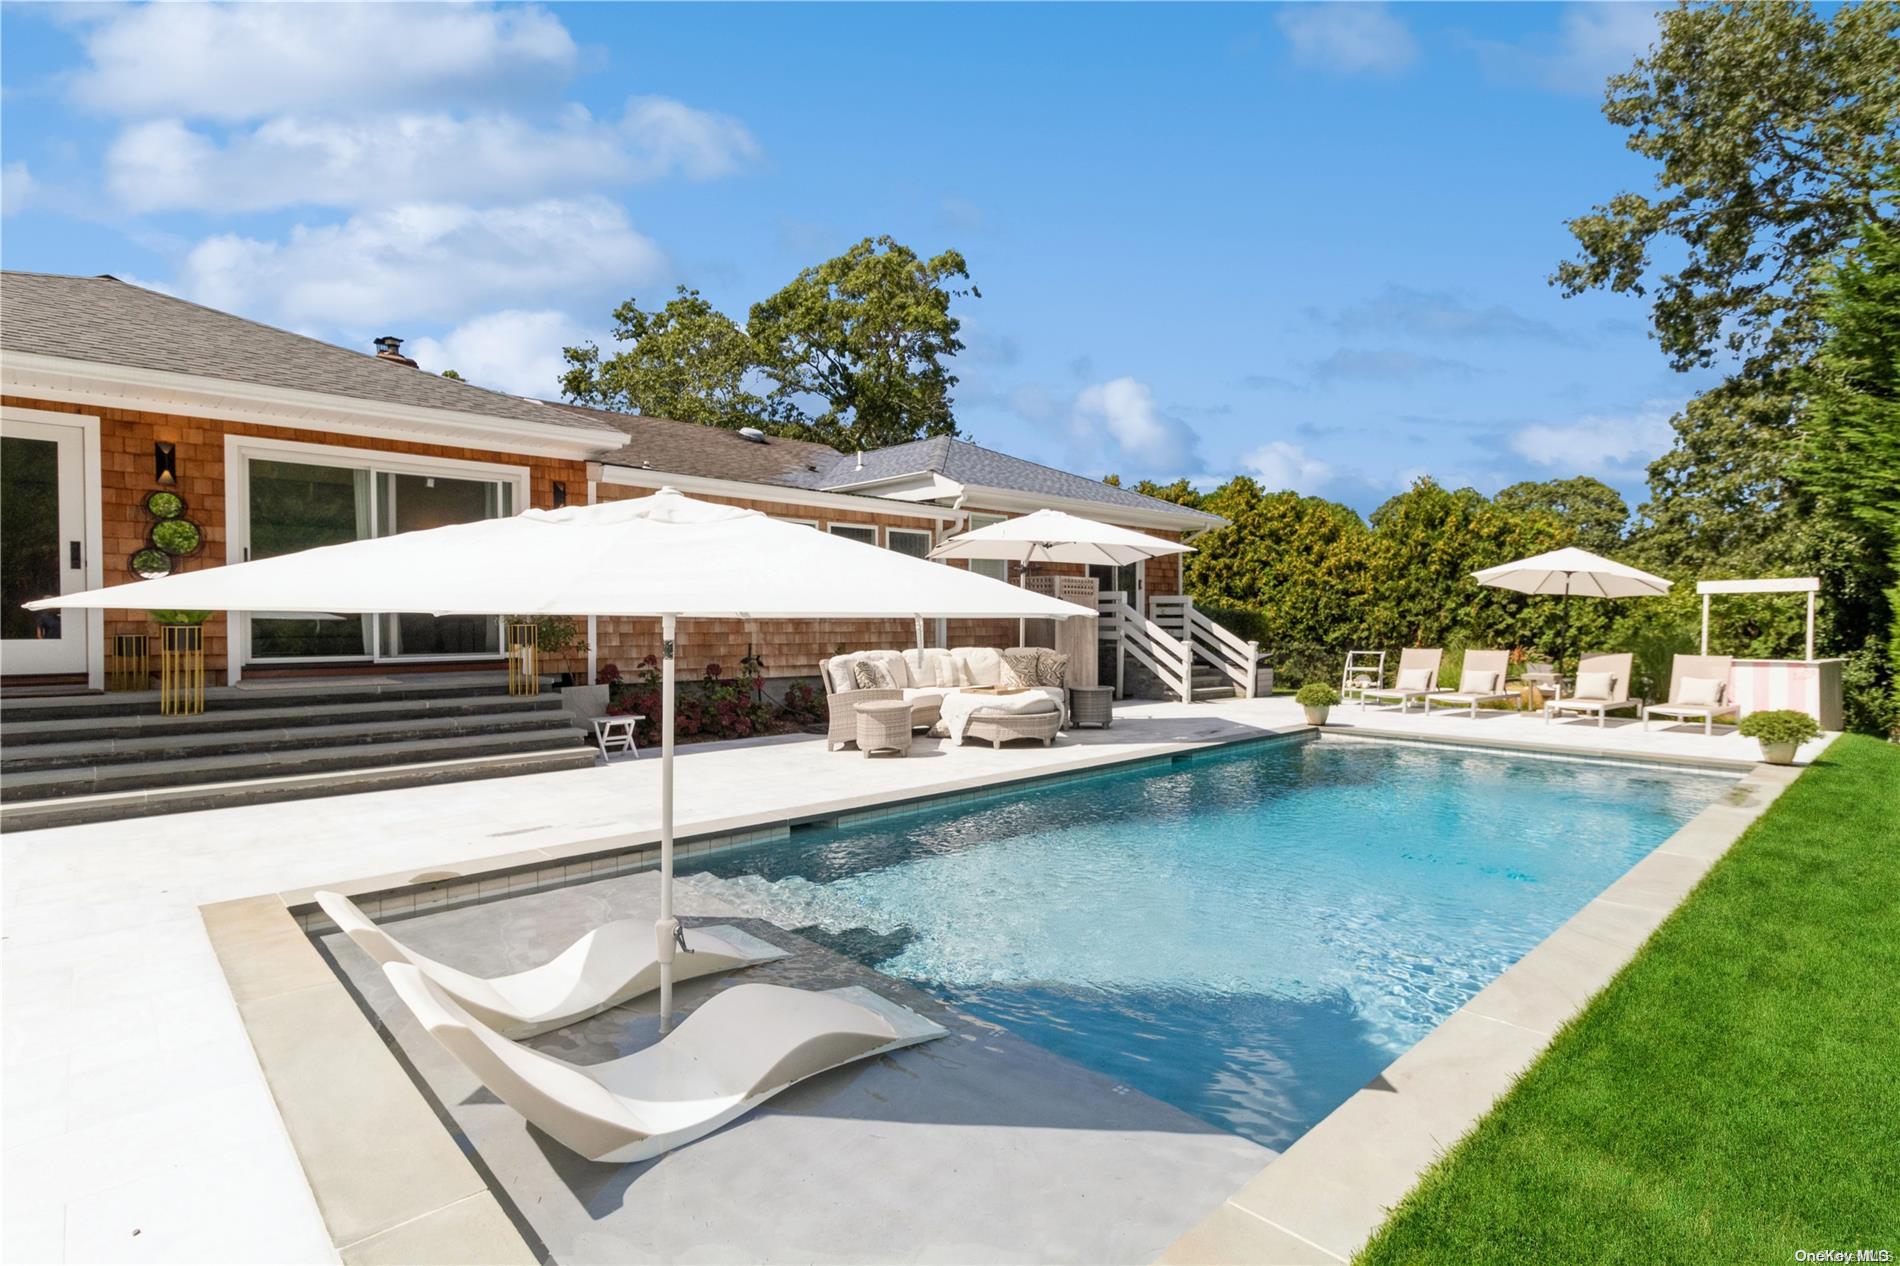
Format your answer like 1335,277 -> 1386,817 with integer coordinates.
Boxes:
243,451 -> 517,663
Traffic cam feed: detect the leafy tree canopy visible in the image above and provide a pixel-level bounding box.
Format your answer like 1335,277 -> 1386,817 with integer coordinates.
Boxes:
1494,476 -> 1631,554
562,237 -> 975,448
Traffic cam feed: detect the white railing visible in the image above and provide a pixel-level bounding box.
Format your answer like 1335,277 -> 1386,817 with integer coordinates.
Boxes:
1098,595 -> 1192,702
1149,595 -> 1260,698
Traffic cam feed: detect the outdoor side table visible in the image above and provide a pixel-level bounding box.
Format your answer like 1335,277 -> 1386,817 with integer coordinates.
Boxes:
592,716 -> 643,760
855,699 -> 914,757
1069,685 -> 1114,729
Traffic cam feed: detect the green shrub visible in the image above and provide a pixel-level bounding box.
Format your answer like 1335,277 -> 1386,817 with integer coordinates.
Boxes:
1737,709 -> 1823,746
1295,682 -> 1340,707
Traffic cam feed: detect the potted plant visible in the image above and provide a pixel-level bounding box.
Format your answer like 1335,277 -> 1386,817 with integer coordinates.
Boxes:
1737,709 -> 1821,766
1295,682 -> 1340,726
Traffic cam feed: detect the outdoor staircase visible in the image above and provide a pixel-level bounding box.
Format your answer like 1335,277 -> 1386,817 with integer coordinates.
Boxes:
1101,594 -> 1268,703
0,674 -> 596,831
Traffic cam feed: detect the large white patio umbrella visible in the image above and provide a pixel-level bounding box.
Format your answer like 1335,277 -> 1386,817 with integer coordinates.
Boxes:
29,489 -> 1080,1028
929,508 -> 1194,639
1471,546 -> 1671,667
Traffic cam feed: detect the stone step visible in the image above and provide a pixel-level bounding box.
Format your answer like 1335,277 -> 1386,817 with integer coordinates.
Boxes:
0,747 -> 600,833
0,726 -> 587,803
1,710 -> 580,771
1191,685 -> 1239,701
0,672 -> 559,724
1,692 -> 565,747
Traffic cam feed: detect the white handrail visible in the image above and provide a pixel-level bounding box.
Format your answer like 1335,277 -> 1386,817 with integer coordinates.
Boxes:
1100,595 -> 1190,701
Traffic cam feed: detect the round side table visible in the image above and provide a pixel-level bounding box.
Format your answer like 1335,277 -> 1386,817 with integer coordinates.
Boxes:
855,699 -> 914,757
1068,685 -> 1114,729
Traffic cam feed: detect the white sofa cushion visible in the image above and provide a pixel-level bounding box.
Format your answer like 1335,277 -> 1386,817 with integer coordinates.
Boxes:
823,655 -> 856,695
951,646 -> 1003,687
863,650 -> 911,690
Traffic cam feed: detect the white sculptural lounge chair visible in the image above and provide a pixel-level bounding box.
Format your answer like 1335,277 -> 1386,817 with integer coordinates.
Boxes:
1425,649 -> 1514,718
1359,647 -> 1446,713
316,890 -> 786,1040
384,963 -> 947,1163
1545,652 -> 1639,727
1642,654 -> 1739,736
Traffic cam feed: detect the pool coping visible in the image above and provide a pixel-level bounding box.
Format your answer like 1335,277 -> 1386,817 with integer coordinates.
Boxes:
197,721 -> 1786,1265
1156,758 -> 1807,1265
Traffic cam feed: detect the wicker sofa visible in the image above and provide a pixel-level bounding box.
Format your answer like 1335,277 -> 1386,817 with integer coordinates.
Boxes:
821,647 -> 1070,751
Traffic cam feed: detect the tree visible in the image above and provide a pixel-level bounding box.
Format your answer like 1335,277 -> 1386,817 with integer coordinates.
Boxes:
1494,477 -> 1631,554
748,236 -> 974,450
1129,477 -> 1203,509
561,287 -> 794,434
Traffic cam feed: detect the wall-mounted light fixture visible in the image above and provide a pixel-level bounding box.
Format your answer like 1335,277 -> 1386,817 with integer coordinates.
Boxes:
552,480 -> 567,508
154,442 -> 177,485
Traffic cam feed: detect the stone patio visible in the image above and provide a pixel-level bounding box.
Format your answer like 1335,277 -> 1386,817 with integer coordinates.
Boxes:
0,693 -> 1831,1263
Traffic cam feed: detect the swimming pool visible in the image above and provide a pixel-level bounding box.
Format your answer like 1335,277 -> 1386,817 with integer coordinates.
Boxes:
679,736 -> 1728,1150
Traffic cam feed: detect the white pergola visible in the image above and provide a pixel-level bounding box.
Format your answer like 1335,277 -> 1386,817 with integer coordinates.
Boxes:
1696,577 -> 1820,660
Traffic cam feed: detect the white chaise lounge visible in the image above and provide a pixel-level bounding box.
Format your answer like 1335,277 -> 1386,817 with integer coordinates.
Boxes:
317,890 -> 785,1040
1426,649 -> 1514,717
1545,652 -> 1640,727
1358,647 -> 1446,713
1643,654 -> 1740,735
385,964 -> 946,1163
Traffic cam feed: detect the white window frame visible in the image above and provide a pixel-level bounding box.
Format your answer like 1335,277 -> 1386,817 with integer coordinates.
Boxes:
826,522 -> 879,546
773,516 -> 821,529
885,527 -> 934,559
224,434 -> 530,681
965,513 -> 1008,582
1,405 -> 105,689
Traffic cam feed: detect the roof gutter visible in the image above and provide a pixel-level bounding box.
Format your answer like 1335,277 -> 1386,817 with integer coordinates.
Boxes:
2,351 -> 624,459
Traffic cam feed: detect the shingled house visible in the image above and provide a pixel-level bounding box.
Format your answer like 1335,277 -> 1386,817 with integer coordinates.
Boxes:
1,271 -> 1221,695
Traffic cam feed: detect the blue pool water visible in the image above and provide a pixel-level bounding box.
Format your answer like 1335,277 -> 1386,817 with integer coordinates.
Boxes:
679,737 -> 1727,1150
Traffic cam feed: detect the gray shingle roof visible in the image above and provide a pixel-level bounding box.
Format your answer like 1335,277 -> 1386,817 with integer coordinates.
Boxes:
820,437 -> 1224,525
541,401 -> 848,490
0,271 -> 620,437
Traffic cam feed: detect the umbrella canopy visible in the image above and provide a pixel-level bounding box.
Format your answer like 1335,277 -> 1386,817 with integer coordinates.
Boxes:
30,489 -> 1080,1029
1471,546 -> 1670,599
928,508 -> 1194,567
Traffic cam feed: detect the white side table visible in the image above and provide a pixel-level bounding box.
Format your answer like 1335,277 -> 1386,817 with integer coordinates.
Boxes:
592,715 -> 643,760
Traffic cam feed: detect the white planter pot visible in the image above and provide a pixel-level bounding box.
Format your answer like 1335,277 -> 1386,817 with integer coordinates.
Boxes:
1759,739 -> 1797,766
1303,705 -> 1331,726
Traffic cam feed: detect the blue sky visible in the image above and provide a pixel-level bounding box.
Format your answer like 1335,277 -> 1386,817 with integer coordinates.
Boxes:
1,2 -> 1713,514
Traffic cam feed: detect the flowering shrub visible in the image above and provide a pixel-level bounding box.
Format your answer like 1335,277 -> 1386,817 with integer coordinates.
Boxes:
598,654 -> 813,745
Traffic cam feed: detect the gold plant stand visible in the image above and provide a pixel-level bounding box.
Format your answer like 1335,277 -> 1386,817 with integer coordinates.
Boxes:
507,621 -> 540,697
110,633 -> 152,692
159,624 -> 205,715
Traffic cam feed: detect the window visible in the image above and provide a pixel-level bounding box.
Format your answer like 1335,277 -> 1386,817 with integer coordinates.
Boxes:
773,516 -> 820,529
966,513 -> 1008,581
887,528 -> 933,559
828,523 -> 878,546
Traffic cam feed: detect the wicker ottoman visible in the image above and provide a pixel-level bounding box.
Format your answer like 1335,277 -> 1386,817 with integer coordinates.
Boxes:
1068,685 -> 1113,729
855,699 -> 914,757
963,704 -> 1061,749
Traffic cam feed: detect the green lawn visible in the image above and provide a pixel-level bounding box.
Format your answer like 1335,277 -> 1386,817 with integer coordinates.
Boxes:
1357,734 -> 1900,1265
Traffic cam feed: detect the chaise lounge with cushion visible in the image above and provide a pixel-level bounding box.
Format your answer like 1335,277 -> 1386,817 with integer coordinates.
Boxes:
1643,654 -> 1739,735
1358,647 -> 1446,713
1544,652 -> 1640,727
1425,649 -> 1515,718
821,646 -> 1070,750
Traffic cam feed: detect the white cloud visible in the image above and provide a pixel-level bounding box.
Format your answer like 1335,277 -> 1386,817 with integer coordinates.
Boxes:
1277,4 -> 1418,74
1,162 -> 33,216
1239,441 -> 1334,495
1476,4 -> 1662,94
105,99 -> 761,213
407,310 -> 588,398
1508,403 -> 1676,476
1071,377 -> 1202,473
177,198 -> 667,329
67,3 -> 577,121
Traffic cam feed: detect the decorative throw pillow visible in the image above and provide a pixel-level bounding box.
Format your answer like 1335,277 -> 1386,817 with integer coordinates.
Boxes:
1036,650 -> 1070,687
1679,676 -> 1724,705
825,657 -> 856,695
852,660 -> 891,690
1002,649 -> 1041,689
1458,669 -> 1498,694
1573,670 -> 1615,701
1396,667 -> 1432,692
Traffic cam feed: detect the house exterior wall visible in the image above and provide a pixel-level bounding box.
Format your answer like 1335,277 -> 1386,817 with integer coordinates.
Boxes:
2,393 -> 585,686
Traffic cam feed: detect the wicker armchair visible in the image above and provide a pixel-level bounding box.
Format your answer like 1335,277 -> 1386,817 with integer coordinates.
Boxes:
825,687 -> 902,751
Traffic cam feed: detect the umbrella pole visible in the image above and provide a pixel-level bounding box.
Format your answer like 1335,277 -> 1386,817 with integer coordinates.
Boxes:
657,613 -> 678,1034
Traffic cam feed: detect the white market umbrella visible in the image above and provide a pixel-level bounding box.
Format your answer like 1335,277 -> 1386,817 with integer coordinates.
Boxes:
1471,546 -> 1671,667
29,488 -> 1080,1028
930,508 -> 1194,637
